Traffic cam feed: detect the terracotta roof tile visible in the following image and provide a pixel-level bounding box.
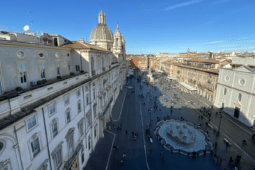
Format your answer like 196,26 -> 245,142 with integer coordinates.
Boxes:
187,58 -> 220,64
61,41 -> 110,52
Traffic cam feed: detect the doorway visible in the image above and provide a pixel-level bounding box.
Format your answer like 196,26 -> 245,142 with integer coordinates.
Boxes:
234,107 -> 240,119
222,103 -> 224,110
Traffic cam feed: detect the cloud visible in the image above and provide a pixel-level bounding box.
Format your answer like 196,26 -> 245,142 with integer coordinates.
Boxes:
165,0 -> 204,11
204,40 -> 224,44
212,0 -> 230,5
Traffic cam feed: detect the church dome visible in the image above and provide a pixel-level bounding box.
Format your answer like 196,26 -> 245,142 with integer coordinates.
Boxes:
90,24 -> 113,41
89,8 -> 113,42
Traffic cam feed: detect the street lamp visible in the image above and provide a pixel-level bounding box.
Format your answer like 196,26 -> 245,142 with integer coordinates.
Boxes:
217,113 -> 223,136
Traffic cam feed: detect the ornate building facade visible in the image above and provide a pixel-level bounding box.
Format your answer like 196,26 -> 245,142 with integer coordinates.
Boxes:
0,8 -> 126,170
214,58 -> 255,127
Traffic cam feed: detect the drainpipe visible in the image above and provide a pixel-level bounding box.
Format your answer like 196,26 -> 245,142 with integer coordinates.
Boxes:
42,107 -> 53,170
14,128 -> 24,170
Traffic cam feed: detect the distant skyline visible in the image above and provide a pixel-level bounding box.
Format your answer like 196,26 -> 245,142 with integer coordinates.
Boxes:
1,0 -> 255,54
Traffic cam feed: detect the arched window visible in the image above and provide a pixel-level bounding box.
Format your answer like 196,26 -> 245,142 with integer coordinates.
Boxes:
238,93 -> 242,102
224,88 -> 227,95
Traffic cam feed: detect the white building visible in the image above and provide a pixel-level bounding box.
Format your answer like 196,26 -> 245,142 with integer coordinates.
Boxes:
0,8 -> 127,170
214,63 -> 255,127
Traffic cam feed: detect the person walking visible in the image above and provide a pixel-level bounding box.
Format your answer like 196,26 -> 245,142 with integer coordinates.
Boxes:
126,130 -> 128,134
160,151 -> 163,157
150,149 -> 153,156
132,131 -> 134,136
123,151 -> 126,158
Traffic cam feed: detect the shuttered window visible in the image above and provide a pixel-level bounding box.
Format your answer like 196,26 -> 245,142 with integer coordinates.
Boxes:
56,61 -> 60,75
40,62 -> 46,79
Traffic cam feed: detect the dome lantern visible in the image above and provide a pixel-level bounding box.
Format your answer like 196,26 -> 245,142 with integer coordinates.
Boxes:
98,7 -> 106,25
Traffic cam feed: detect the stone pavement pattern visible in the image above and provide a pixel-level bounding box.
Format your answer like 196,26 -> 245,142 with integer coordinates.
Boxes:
84,73 -> 255,170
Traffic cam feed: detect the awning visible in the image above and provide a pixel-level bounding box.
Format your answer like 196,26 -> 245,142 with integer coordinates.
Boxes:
179,82 -> 197,91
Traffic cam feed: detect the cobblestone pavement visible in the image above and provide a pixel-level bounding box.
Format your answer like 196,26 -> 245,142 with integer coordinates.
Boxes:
84,74 -> 255,170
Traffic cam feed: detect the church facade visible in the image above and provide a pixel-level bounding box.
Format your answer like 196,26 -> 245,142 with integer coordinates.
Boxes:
0,8 -> 127,170
214,59 -> 255,127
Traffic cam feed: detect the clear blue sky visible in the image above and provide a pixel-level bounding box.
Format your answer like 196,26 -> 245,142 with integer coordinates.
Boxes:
1,0 -> 255,54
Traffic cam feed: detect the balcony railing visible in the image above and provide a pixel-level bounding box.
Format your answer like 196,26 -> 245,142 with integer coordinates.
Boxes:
92,70 -> 96,76
100,97 -> 113,118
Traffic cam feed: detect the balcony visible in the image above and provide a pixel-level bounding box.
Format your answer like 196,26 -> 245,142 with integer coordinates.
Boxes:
92,70 -> 96,76
0,73 -> 89,120
100,97 -> 113,118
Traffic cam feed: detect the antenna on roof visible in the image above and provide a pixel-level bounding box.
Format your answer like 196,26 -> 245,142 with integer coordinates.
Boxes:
30,11 -> 33,31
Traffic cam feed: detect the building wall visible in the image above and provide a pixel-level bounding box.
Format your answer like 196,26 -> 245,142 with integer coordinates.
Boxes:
171,64 -> 218,102
214,68 -> 255,127
0,48 -> 126,170
0,45 -> 70,92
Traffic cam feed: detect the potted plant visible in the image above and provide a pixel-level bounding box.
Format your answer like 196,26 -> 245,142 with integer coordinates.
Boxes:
16,87 -> 23,91
57,76 -> 62,79
42,79 -> 47,84
37,80 -> 43,85
81,70 -> 85,73
70,72 -> 75,76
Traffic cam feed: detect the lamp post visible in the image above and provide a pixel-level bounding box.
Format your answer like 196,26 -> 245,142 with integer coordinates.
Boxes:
217,113 -> 223,136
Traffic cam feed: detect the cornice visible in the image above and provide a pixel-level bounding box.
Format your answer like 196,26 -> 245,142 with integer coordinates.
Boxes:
0,40 -> 71,51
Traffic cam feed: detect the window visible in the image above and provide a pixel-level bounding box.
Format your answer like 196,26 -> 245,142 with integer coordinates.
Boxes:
54,38 -> 58,46
93,105 -> 96,118
27,115 -> 36,130
0,140 -> 6,155
238,93 -> 242,102
68,60 -> 71,71
91,57 -> 94,71
224,88 -> 227,95
68,136 -> 74,157
94,127 -> 97,138
31,138 -> 40,157
40,62 -> 46,79
54,149 -> 62,169
93,90 -> 95,100
49,103 -> 56,115
66,111 -> 71,123
17,50 -> 25,58
18,62 -> 28,89
76,65 -> 80,71
56,61 -> 61,75
88,135 -> 91,150
52,122 -> 58,138
81,147 -> 84,163
64,95 -> 69,105
38,52 -> 44,58
78,122 -> 84,137
77,89 -> 81,97
86,94 -> 89,106
78,102 -> 81,113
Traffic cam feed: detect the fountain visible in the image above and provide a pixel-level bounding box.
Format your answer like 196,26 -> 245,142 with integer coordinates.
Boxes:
156,119 -> 211,153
